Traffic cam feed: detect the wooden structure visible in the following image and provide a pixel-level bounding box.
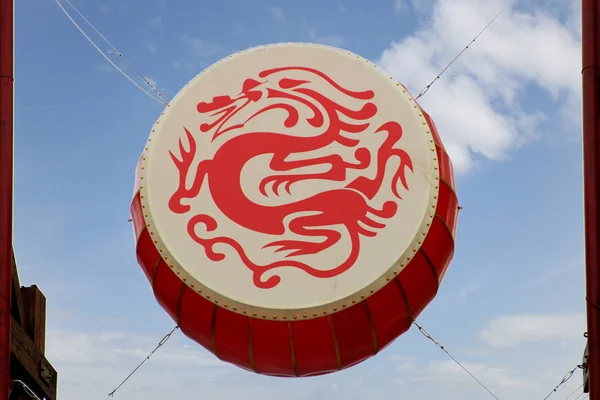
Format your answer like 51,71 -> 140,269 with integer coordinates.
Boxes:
8,252 -> 57,400
1,0 -> 58,398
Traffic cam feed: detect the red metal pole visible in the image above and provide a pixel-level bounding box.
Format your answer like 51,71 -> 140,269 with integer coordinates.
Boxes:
582,0 -> 600,398
0,0 -> 13,398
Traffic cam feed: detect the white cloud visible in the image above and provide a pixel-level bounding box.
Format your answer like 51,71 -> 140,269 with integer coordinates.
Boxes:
479,313 -> 585,348
233,21 -> 244,34
415,359 -> 538,390
100,0 -> 129,15
147,44 -> 157,54
267,6 -> 286,25
308,31 -> 345,47
378,0 -> 581,173
146,77 -> 158,89
46,329 -> 232,399
149,16 -> 162,29
181,34 -> 222,58
95,64 -> 115,74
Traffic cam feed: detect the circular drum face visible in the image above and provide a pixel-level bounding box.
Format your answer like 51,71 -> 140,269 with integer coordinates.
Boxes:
140,43 -> 439,320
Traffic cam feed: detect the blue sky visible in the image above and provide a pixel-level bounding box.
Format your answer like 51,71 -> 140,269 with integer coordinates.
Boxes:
13,0 -> 586,399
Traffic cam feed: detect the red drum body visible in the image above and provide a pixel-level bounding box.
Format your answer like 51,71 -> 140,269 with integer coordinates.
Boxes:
130,43 -> 458,376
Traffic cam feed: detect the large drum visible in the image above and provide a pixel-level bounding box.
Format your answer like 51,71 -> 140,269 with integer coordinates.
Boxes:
130,43 -> 459,376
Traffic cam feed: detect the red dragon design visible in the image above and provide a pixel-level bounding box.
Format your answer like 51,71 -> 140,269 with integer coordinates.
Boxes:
167,66 -> 414,289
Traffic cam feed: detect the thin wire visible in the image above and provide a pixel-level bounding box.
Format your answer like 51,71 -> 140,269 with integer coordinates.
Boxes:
573,393 -> 587,400
563,384 -> 584,400
414,0 -> 515,100
62,0 -> 170,104
542,365 -> 584,400
411,320 -> 500,400
54,0 -> 167,105
11,380 -> 42,400
105,325 -> 179,399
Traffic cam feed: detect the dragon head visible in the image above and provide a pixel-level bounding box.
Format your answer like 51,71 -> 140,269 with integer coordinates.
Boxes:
195,67 -> 377,143
196,78 -> 266,141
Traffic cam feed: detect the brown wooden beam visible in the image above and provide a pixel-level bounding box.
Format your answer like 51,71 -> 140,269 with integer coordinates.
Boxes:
20,287 -> 45,355
10,254 -> 24,331
10,316 -> 56,400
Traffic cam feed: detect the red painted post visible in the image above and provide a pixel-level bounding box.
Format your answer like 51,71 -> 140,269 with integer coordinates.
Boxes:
582,0 -> 600,398
0,0 -> 13,398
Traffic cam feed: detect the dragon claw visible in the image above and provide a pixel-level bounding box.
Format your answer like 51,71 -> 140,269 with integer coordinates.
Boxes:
390,149 -> 413,198
260,175 -> 300,196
